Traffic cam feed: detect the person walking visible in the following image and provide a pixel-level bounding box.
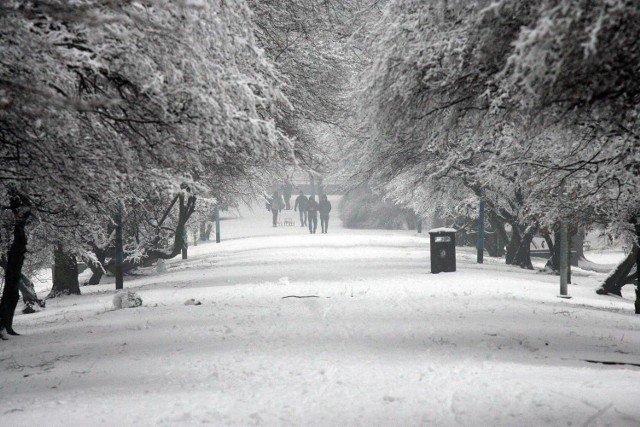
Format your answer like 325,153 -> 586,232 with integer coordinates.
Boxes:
294,190 -> 308,227
270,191 -> 284,227
318,194 -> 332,234
282,181 -> 293,210
307,195 -> 319,234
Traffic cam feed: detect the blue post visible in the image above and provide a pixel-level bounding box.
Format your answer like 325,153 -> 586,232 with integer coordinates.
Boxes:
559,221 -> 569,296
477,199 -> 485,264
214,207 -> 220,243
115,206 -> 124,289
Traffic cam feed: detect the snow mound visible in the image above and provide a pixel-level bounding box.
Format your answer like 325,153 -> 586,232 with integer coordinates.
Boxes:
278,276 -> 290,286
156,259 -> 167,273
112,290 -> 143,309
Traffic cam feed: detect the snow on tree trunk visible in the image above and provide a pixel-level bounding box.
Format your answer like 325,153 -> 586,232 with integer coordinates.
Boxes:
86,247 -> 106,286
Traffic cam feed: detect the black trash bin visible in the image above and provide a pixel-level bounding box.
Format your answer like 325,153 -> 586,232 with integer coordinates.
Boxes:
429,228 -> 457,273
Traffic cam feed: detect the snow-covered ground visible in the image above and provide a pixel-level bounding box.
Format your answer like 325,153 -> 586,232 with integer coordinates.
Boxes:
2,198 -> 639,426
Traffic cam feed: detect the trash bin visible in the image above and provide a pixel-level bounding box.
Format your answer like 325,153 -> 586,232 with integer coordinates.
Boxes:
429,228 -> 457,273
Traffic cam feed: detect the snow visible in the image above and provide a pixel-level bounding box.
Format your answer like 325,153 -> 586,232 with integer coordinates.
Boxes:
2,198 -> 639,426
428,227 -> 458,233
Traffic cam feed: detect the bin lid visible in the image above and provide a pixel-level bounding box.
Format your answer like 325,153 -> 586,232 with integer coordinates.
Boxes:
428,227 -> 457,234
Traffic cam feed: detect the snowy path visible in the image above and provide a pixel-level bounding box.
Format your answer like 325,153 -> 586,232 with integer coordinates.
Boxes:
1,200 -> 639,426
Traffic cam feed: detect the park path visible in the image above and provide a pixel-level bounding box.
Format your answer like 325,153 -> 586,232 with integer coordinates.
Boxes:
2,197 -> 640,426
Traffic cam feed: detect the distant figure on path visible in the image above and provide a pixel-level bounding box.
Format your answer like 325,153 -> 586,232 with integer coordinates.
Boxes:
294,190 -> 309,227
307,195 -> 319,234
270,191 -> 284,227
318,194 -> 332,234
263,191 -> 272,211
282,181 -> 293,210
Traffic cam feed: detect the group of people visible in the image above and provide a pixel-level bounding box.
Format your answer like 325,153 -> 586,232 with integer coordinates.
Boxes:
267,189 -> 332,234
295,191 -> 332,234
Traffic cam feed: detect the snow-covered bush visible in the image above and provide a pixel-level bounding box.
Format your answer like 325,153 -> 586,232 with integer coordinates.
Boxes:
339,185 -> 415,230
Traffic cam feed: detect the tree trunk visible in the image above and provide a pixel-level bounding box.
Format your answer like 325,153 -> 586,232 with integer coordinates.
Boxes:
431,207 -> 446,229
405,211 -> 417,230
146,190 -> 196,260
102,188 -> 197,275
505,224 -> 520,265
597,244 -> 638,296
181,230 -> 188,260
542,232 -> 555,270
485,232 -> 497,257
487,211 -> 507,257
199,221 -> 212,241
317,176 -> 324,196
506,224 -> 534,269
0,191 -> 31,336
572,226 -> 586,261
545,230 -> 561,272
546,227 -> 583,272
309,173 -> 316,199
49,244 -> 81,298
86,245 -> 106,286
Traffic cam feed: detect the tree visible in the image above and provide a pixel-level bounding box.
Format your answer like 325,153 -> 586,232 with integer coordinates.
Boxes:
1,0 -> 295,334
247,0 -> 370,180
341,0 -> 540,267
341,0 -> 638,277
50,245 -> 81,298
488,0 -> 640,293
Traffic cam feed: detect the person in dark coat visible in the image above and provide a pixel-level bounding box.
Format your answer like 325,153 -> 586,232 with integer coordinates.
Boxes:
294,190 -> 308,227
270,191 -> 284,227
282,181 -> 293,210
318,194 -> 332,233
307,195 -> 319,234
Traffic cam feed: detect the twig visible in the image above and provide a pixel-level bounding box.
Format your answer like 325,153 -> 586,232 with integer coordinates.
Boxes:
282,295 -> 319,299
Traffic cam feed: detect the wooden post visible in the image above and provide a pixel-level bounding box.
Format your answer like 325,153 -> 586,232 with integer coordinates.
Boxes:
477,199 -> 485,264
215,207 -> 221,243
115,207 -> 124,290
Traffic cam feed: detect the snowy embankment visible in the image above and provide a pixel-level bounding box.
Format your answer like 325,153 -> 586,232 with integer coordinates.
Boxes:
1,200 -> 639,426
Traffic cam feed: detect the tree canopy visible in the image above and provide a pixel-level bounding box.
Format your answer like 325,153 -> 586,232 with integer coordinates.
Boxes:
342,0 -> 639,268
0,0 -> 296,333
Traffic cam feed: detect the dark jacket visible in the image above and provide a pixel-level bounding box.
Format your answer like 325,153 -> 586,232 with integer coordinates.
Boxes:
307,199 -> 319,213
283,182 -> 293,199
270,194 -> 284,211
294,194 -> 309,211
319,199 -> 332,217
